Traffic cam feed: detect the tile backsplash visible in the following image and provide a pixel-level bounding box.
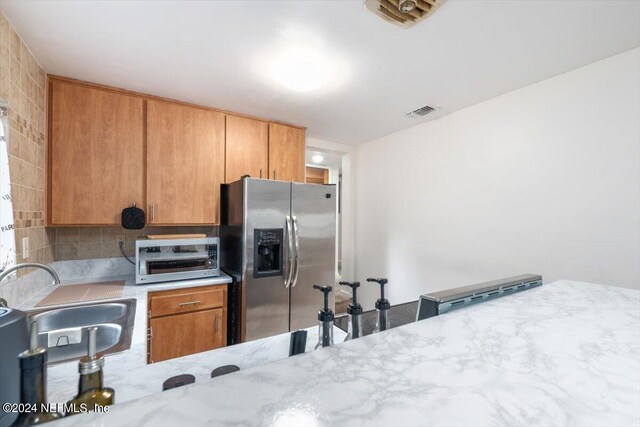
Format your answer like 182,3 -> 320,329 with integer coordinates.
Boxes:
54,226 -> 217,261
0,12 -> 53,270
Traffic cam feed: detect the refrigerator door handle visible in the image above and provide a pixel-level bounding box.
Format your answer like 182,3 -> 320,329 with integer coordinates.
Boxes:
291,216 -> 300,287
285,216 -> 294,288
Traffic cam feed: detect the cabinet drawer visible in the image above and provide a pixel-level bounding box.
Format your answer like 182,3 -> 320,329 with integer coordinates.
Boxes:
149,286 -> 225,318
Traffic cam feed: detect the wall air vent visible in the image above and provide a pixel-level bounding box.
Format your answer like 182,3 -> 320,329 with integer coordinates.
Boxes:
405,105 -> 438,118
364,0 -> 447,29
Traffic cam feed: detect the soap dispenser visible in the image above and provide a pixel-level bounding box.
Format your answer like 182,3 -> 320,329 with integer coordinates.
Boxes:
11,321 -> 62,427
313,285 -> 334,349
66,327 -> 114,415
367,278 -> 390,333
339,281 -> 363,340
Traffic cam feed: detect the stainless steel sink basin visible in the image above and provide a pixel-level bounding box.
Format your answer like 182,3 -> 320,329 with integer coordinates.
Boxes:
27,299 -> 136,365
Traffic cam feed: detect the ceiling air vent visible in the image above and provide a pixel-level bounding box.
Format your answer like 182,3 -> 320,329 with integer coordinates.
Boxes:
405,105 -> 438,118
364,0 -> 447,29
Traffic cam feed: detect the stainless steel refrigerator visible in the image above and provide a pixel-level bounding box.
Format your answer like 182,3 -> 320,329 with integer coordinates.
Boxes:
220,178 -> 336,343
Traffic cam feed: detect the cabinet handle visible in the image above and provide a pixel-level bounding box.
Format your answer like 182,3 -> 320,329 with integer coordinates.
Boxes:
215,315 -> 220,333
150,203 -> 155,222
273,170 -> 276,180
148,326 -> 153,363
177,300 -> 201,306
260,168 -> 263,179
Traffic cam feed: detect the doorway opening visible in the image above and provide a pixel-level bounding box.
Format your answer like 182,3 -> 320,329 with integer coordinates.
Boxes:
305,143 -> 354,314
305,149 -> 343,274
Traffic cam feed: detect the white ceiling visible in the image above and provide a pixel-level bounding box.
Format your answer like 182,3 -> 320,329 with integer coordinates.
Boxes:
1,1 -> 638,145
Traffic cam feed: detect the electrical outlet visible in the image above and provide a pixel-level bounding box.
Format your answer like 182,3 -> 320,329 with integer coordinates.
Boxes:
115,235 -> 125,246
22,237 -> 29,258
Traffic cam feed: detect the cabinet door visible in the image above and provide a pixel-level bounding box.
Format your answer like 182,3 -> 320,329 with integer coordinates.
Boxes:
49,80 -> 144,225
146,100 -> 225,224
148,308 -> 226,363
305,167 -> 329,184
268,123 -> 305,183
225,115 -> 268,183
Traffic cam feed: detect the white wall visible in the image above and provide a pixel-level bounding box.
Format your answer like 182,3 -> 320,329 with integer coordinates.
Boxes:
355,48 -> 640,308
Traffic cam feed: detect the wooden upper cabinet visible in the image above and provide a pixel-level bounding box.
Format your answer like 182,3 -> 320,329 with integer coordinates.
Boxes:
47,78 -> 306,226
268,123 -> 305,183
48,80 -> 144,225
225,115 -> 268,183
146,100 -> 225,224
306,166 -> 329,184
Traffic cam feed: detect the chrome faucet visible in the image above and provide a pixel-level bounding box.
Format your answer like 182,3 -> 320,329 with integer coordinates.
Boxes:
0,263 -> 61,286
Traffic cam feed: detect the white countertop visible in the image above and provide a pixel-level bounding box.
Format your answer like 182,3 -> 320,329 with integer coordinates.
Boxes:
17,274 -> 346,406
46,280 -> 640,427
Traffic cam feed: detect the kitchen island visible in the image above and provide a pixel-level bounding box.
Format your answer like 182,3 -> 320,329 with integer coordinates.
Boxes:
47,280 -> 640,427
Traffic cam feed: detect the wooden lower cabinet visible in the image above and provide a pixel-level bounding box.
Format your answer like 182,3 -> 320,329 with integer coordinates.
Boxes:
147,285 -> 227,364
148,309 -> 226,363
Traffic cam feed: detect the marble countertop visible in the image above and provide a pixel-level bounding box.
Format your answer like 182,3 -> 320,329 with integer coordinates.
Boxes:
47,280 -> 640,427
17,274 -> 346,406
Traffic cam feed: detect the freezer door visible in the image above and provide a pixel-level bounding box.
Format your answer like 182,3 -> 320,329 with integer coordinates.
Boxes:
244,179 -> 292,341
290,183 -> 337,331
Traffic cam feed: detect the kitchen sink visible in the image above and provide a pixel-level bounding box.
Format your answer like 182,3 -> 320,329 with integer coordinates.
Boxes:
27,298 -> 136,365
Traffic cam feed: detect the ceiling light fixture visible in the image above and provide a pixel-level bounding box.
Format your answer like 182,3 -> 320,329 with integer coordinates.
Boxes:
312,154 -> 324,164
264,29 -> 348,93
272,55 -> 330,92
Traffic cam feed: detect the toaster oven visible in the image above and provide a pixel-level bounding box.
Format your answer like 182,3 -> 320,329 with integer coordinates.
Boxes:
135,237 -> 220,284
